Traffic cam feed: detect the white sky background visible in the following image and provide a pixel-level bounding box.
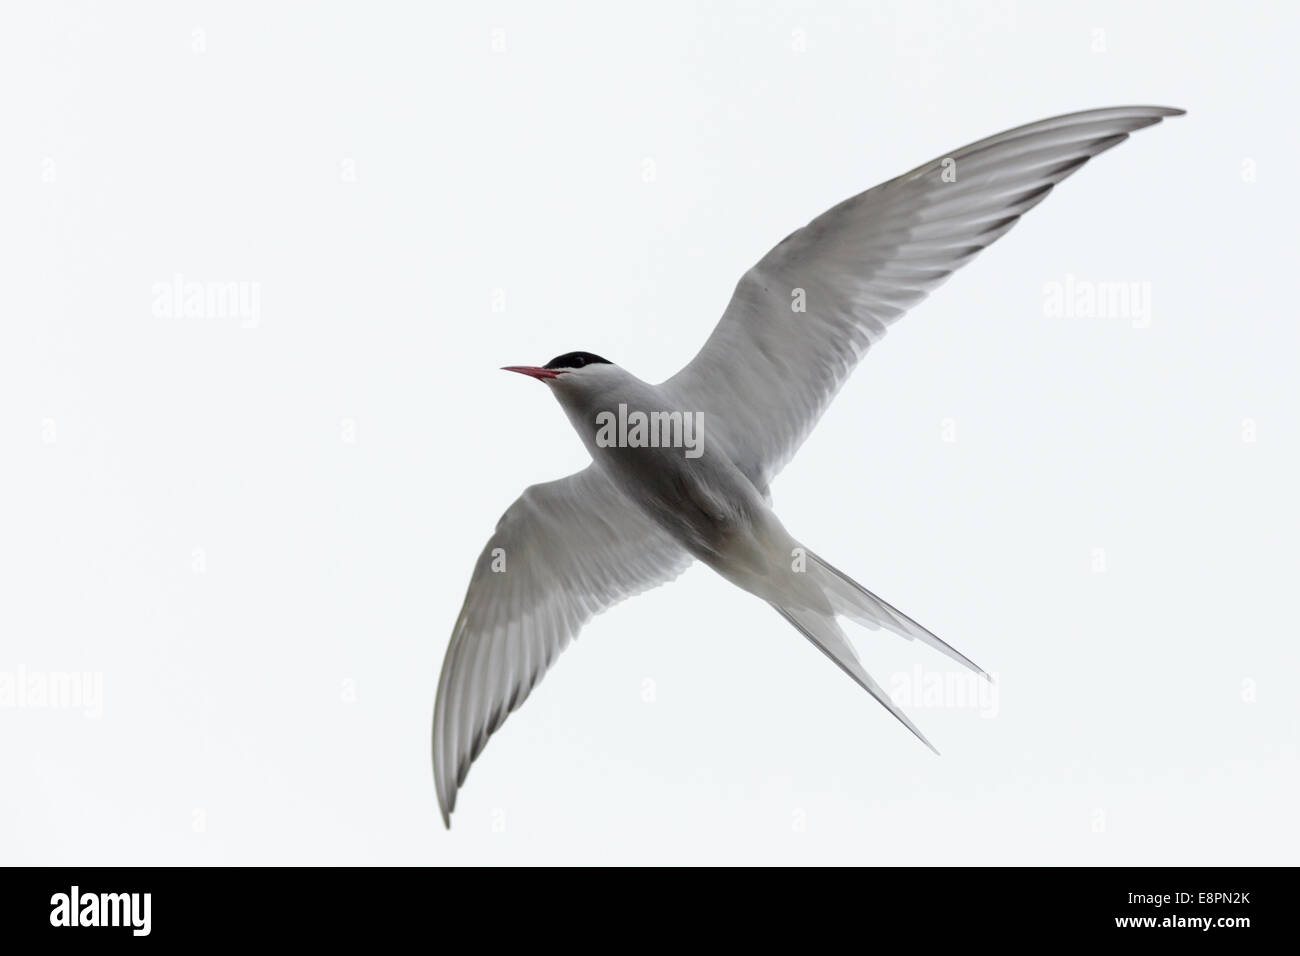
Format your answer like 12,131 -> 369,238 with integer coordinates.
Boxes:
1,1 -> 1296,864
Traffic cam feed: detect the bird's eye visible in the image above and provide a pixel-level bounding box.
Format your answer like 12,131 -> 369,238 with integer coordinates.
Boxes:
574,356 -> 586,367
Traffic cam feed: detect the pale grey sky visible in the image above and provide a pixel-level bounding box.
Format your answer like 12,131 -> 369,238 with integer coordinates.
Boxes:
1,1 -> 1295,864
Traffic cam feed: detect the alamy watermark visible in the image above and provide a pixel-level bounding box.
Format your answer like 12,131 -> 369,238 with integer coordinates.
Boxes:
1043,273 -> 1152,328
151,273 -> 262,328
594,404 -> 704,459
50,886 -> 150,936
0,666 -> 103,718
888,665 -> 999,718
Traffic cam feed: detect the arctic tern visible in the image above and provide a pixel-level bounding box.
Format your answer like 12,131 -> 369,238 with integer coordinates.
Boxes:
434,106 -> 1183,827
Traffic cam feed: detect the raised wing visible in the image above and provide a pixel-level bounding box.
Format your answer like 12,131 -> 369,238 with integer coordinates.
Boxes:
666,106 -> 1183,489
433,464 -> 692,826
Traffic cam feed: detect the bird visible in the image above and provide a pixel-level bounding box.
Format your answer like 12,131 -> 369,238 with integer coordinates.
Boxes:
433,106 -> 1184,827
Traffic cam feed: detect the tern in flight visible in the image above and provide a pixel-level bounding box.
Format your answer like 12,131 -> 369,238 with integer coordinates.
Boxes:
434,106 -> 1183,826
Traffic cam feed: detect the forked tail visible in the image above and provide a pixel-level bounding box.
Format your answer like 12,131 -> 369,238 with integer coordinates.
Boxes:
806,549 -> 988,679
771,548 -> 989,752
772,602 -> 940,754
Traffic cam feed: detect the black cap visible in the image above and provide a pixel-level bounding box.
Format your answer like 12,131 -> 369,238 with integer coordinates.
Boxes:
542,351 -> 613,371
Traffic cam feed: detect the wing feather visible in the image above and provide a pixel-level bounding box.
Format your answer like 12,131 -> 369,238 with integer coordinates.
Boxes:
666,106 -> 1183,488
433,465 -> 691,825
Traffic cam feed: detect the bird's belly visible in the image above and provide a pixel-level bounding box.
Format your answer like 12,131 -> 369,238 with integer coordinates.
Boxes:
597,444 -> 772,572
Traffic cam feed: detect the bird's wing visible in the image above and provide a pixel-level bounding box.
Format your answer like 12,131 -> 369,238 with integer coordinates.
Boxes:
665,106 -> 1183,488
433,464 -> 692,826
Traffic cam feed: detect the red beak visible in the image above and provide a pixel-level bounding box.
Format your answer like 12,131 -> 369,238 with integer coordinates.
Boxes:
502,366 -> 562,381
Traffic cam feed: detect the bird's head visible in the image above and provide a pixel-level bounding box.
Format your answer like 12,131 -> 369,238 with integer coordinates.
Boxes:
502,351 -> 637,445
504,356 -> 665,460
502,351 -> 623,395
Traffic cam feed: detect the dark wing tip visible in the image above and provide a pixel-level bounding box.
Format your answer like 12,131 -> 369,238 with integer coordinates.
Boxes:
437,781 -> 454,829
1109,105 -> 1185,116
